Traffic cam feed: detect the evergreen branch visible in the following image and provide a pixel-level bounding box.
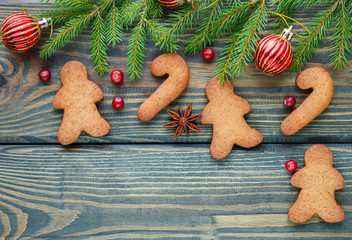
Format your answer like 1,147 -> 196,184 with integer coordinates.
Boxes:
36,8 -> 92,25
39,14 -> 94,58
290,1 -> 338,72
90,14 -> 109,74
127,0 -> 150,80
208,0 -> 255,37
39,0 -> 110,59
155,1 -> 204,50
144,18 -> 179,52
329,0 -> 352,69
184,0 -> 221,55
215,0 -> 268,84
106,5 -> 123,46
42,0 -> 96,9
124,0 -> 147,26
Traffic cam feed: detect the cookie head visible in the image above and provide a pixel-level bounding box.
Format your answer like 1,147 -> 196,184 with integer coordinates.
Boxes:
304,144 -> 334,168
206,77 -> 234,101
60,61 -> 88,85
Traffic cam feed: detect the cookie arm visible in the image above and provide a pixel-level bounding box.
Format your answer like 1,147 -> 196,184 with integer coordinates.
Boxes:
52,89 -> 66,109
200,104 -> 213,125
332,170 -> 345,190
290,169 -> 306,188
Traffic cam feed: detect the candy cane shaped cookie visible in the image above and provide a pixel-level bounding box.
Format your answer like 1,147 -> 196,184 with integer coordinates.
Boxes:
137,53 -> 189,121
281,67 -> 334,136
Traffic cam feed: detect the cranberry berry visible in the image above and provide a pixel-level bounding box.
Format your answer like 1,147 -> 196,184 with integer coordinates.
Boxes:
39,69 -> 51,82
285,160 -> 297,172
110,69 -> 124,84
202,48 -> 215,61
284,96 -> 296,108
112,97 -> 124,110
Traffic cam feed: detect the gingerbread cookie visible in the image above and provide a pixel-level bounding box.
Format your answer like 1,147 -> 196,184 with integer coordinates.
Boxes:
201,77 -> 263,160
53,61 -> 110,145
289,144 -> 345,223
137,53 -> 189,121
281,67 -> 334,136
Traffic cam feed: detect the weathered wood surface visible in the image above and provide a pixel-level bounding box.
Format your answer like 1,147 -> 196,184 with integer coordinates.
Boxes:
0,144 -> 351,239
1,2 -> 352,239
0,4 -> 352,144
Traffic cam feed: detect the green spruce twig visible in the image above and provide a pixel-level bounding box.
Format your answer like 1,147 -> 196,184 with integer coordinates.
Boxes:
290,1 -> 338,72
214,0 -> 268,84
329,0 -> 352,69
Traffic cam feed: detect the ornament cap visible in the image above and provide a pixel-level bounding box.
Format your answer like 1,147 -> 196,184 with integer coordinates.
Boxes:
38,17 -> 52,29
281,25 -> 293,41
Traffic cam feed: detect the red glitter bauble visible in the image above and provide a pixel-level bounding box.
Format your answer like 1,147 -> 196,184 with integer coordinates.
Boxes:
157,0 -> 188,9
254,26 -> 294,75
0,12 -> 41,52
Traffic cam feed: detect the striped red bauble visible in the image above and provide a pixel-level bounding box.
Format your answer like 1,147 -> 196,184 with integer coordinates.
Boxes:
254,26 -> 294,75
157,0 -> 188,9
0,12 -> 51,52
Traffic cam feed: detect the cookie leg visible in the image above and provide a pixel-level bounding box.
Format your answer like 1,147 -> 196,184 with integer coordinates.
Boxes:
288,195 -> 315,223
315,198 -> 345,223
237,127 -> 263,148
85,115 -> 111,137
57,120 -> 82,145
209,133 -> 233,160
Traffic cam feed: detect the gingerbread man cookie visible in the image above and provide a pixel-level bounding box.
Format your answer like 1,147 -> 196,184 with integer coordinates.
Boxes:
289,144 -> 345,223
53,61 -> 110,145
201,77 -> 263,160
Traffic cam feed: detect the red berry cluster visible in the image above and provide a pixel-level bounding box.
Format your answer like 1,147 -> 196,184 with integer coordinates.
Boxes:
111,69 -> 124,110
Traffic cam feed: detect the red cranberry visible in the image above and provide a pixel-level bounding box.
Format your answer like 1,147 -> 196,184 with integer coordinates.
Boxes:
202,48 -> 215,61
110,69 -> 124,84
112,97 -> 124,110
285,160 -> 297,172
39,69 -> 51,81
284,96 -> 296,108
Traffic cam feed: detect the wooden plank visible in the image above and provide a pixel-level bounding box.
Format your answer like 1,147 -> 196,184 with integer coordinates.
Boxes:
0,144 -> 350,238
0,4 -> 351,145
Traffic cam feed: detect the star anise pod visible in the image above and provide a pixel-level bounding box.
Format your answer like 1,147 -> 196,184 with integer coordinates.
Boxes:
164,103 -> 201,139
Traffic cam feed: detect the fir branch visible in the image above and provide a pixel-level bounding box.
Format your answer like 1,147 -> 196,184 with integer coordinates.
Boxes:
124,0 -> 147,26
155,1 -> 204,51
126,0 -> 150,80
214,0 -> 268,84
290,1 -> 338,72
106,5 -> 123,46
184,0 -> 222,55
208,0 -> 253,38
37,8 -> 92,25
90,14 -> 109,74
329,0 -> 352,69
145,18 -> 179,52
39,0 -> 110,60
39,13 -> 94,59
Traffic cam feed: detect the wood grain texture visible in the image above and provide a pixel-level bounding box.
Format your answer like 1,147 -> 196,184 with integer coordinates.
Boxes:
0,5 -> 351,144
0,144 -> 351,239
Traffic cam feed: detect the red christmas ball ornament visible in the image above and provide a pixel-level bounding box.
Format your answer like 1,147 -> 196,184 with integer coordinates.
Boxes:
254,26 -> 294,75
157,0 -> 189,9
0,12 -> 51,52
